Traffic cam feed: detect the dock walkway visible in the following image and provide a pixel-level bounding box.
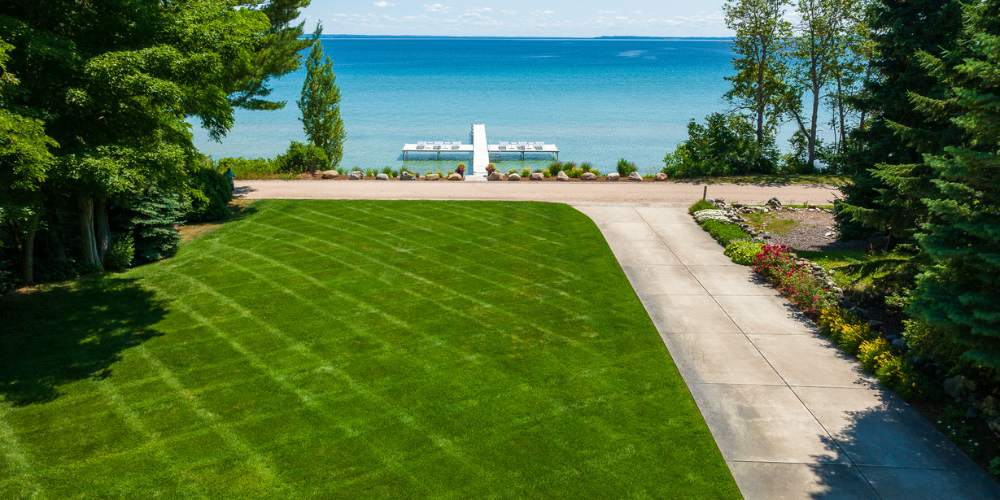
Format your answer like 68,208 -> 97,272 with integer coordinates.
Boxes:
401,124 -> 559,181
470,123 -> 489,181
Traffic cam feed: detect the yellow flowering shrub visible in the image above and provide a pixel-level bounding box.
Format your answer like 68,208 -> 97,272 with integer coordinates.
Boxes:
817,305 -> 921,398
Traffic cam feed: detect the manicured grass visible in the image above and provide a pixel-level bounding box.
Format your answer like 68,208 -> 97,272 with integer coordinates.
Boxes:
0,200 -> 738,497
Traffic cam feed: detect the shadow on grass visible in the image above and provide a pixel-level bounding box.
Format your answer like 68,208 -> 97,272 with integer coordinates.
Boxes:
0,277 -> 166,406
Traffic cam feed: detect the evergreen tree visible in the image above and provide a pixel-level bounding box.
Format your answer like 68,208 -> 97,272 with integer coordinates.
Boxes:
836,0 -> 963,244
909,0 -> 1000,369
298,35 -> 345,168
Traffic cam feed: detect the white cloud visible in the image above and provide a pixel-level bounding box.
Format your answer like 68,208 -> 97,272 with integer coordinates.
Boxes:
373,1 -> 395,7
423,3 -> 449,13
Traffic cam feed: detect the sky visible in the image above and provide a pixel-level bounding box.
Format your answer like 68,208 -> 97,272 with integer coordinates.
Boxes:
298,0 -> 730,38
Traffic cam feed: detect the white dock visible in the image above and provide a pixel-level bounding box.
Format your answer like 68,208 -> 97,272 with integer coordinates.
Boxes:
469,123 -> 489,181
401,124 -> 559,181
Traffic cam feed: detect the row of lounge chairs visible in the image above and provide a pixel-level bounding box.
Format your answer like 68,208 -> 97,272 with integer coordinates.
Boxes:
411,141 -> 550,152
414,141 -> 463,151
497,142 -> 547,152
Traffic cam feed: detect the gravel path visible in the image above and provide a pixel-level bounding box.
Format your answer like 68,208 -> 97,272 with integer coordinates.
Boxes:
237,180 -> 841,206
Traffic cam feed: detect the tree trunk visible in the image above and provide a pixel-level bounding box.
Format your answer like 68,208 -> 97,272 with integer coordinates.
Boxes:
21,212 -> 39,285
95,197 -> 110,261
756,45 -> 768,146
836,77 -> 847,154
809,84 -> 820,169
79,196 -> 102,270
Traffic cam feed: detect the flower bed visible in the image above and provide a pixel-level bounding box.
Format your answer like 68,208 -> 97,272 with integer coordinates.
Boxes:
753,243 -> 920,396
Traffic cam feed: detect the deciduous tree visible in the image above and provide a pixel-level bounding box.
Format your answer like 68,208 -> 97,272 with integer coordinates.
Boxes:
724,0 -> 792,150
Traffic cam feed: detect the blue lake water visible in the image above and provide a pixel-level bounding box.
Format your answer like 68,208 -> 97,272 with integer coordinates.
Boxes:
193,37 -> 739,173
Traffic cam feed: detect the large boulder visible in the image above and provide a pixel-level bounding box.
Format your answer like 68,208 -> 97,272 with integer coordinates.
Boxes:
321,170 -> 340,180
348,170 -> 364,180
607,172 -> 620,181
766,197 -> 782,210
556,171 -> 570,181
400,171 -> 416,180
447,172 -> 463,181
488,171 -> 503,181
507,173 -> 521,181
628,171 -> 643,182
529,172 -> 544,181
376,173 -> 390,180
655,172 -> 668,181
424,173 -> 440,181
581,172 -> 597,181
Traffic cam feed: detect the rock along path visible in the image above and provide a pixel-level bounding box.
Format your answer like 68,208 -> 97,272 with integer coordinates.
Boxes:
575,204 -> 999,500
239,180 -> 998,499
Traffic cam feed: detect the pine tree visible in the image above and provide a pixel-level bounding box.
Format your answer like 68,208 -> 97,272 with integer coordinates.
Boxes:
298,35 -> 345,168
836,0 -> 963,244
909,0 -> 1000,369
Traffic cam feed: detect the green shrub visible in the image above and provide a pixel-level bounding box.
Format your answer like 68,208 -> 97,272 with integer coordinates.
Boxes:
276,141 -> 329,173
616,158 -> 637,177
520,168 -> 531,177
364,168 -> 377,178
818,306 -> 921,398
104,234 -> 135,272
688,199 -> 717,213
580,162 -> 595,173
662,112 -> 778,178
380,166 -> 398,177
724,239 -> 763,265
216,157 -> 280,179
700,219 -> 750,246
187,167 -> 233,223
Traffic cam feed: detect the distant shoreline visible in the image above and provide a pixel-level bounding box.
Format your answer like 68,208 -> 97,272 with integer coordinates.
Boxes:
321,34 -> 734,41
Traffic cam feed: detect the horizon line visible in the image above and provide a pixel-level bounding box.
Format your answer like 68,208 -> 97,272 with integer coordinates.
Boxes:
319,34 -> 735,40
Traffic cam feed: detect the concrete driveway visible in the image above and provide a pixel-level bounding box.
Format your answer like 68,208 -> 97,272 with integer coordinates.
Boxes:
576,203 -> 999,500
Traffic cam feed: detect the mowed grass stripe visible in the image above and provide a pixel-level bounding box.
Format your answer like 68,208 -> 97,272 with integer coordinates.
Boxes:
305,205 -> 588,304
1,200 -> 739,497
147,274 -> 435,493
0,405 -> 41,497
209,228 -> 603,435
163,251 -> 498,489
246,210 -> 603,357
208,233 -> 607,441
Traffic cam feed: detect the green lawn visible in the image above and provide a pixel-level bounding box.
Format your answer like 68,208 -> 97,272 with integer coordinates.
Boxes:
0,200 -> 738,498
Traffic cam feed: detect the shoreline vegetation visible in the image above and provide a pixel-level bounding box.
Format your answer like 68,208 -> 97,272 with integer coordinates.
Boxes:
217,156 -> 849,187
